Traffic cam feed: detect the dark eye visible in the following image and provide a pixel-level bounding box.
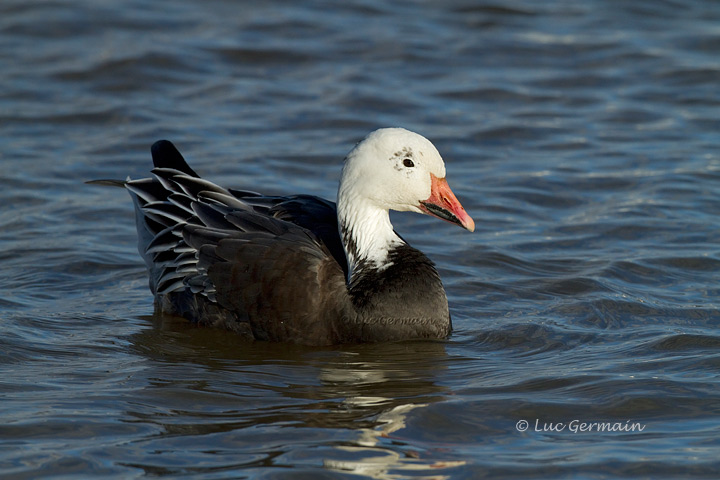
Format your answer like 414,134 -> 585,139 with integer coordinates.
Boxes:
403,158 -> 414,168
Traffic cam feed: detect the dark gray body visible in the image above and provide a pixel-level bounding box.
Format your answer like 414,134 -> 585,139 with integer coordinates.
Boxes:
128,140 -> 451,345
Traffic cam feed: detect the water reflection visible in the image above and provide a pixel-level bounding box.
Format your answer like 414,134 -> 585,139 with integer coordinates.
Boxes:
323,403 -> 466,479
128,313 -> 465,477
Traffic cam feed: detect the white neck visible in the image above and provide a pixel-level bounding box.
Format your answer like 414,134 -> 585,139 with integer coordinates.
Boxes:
337,189 -> 404,283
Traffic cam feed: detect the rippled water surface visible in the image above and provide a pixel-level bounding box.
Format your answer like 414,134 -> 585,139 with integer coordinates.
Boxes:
2,1 -> 720,478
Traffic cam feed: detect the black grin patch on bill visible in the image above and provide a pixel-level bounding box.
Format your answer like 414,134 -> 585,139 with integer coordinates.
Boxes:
420,201 -> 462,226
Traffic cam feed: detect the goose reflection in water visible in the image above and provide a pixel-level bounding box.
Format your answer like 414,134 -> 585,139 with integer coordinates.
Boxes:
127,314 -> 465,477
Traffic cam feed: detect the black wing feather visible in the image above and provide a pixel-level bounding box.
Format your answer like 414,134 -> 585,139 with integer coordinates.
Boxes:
126,140 -> 354,344
151,140 -> 200,177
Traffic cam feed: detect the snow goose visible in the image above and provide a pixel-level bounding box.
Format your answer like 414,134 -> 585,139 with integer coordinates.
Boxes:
123,128 -> 473,345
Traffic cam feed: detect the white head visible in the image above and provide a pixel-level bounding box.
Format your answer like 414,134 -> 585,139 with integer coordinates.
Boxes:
338,128 -> 474,229
339,128 -> 445,212
337,128 -> 474,277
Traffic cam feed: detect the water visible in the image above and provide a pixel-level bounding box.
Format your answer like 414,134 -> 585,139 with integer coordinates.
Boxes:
2,0 -> 719,478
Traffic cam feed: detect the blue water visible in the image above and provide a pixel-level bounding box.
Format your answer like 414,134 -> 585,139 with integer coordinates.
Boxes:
1,0 -> 719,478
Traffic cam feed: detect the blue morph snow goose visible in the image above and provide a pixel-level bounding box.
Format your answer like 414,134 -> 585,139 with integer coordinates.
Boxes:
124,128 -> 474,345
